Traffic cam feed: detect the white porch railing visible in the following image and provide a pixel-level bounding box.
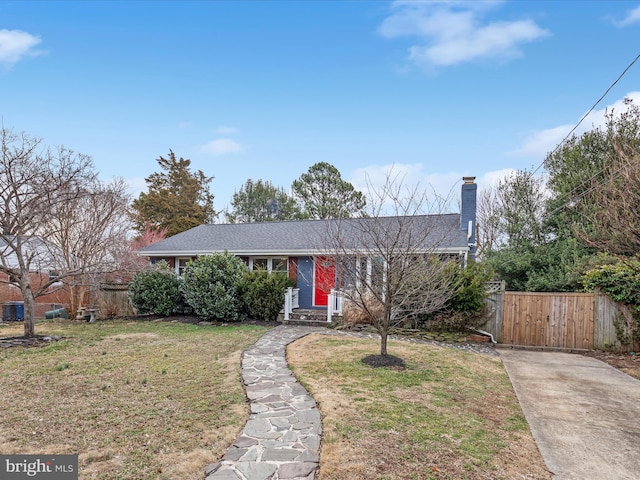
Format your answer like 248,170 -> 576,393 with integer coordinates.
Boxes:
327,289 -> 343,323
283,287 -> 300,320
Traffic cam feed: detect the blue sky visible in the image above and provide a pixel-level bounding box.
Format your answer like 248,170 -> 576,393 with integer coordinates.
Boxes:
1,0 -> 640,215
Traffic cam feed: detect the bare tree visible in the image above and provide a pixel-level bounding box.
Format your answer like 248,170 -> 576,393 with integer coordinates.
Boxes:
44,177 -> 132,316
319,172 -> 463,357
0,127 -> 130,337
476,186 -> 501,257
573,147 -> 640,256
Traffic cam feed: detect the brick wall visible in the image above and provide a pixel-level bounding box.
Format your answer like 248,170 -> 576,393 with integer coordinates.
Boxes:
0,272 -> 72,318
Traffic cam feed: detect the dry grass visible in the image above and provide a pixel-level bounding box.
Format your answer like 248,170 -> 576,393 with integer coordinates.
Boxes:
288,334 -> 551,480
0,319 -> 267,480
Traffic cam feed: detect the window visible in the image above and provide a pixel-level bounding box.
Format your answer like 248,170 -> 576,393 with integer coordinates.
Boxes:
271,257 -> 288,274
177,258 -> 191,276
252,258 -> 268,271
249,257 -> 288,274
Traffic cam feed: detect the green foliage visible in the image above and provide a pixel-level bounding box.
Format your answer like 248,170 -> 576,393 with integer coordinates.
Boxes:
226,178 -> 306,223
582,260 -> 640,344
239,270 -> 293,322
495,169 -> 547,249
582,261 -> 640,312
292,162 -> 366,218
416,262 -> 493,332
128,261 -> 182,316
446,261 -> 493,316
180,253 -> 247,321
486,238 -> 595,292
131,151 -> 216,236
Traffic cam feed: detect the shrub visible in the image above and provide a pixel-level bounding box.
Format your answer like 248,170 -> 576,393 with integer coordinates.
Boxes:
342,293 -> 383,327
239,270 -> 292,322
582,261 -> 640,345
446,261 -> 494,317
129,261 -> 182,316
180,252 -> 247,321
417,262 -> 493,332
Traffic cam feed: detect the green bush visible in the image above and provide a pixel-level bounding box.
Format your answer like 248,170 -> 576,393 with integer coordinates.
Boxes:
446,261 -> 494,316
239,270 -> 292,322
129,261 -> 182,316
180,252 -> 247,321
418,261 -> 493,332
582,261 -> 640,345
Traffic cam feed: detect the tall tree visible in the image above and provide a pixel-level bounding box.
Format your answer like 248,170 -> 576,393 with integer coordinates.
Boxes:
226,179 -> 305,223
545,102 -> 640,256
0,127 -> 130,337
44,177 -> 132,315
292,162 -> 366,218
320,170 -> 458,357
495,170 -> 547,250
131,151 -> 216,237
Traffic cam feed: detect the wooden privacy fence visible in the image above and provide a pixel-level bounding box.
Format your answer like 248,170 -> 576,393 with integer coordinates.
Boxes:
482,289 -> 636,352
97,283 -> 134,318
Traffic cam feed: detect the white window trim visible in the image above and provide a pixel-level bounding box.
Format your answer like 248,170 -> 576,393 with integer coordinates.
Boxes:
176,257 -> 192,276
248,257 -> 288,274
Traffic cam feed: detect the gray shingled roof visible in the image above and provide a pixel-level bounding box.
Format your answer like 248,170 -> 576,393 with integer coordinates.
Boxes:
139,214 -> 470,257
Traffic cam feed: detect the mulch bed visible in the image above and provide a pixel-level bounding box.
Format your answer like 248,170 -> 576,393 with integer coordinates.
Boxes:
361,354 -> 406,369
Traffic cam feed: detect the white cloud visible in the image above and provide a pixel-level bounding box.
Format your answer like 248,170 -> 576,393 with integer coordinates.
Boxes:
511,91 -> 640,160
378,0 -> 549,70
614,5 -> 640,27
350,164 -> 528,214
216,125 -> 239,135
201,138 -> 243,156
351,163 -> 467,213
0,29 -> 43,68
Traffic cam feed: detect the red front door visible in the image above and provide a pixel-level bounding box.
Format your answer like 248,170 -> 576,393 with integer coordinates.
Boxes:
314,256 -> 336,307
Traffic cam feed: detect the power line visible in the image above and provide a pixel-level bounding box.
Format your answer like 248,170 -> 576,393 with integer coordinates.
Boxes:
532,53 -> 640,218
530,52 -> 640,178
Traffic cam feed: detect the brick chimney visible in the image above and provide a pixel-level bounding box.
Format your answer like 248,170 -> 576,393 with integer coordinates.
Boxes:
461,176 -> 477,258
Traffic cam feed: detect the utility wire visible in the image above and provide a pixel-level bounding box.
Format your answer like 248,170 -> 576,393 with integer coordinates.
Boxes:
530,52 -> 640,177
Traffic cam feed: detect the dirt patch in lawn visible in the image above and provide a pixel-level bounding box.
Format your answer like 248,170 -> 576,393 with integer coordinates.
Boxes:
288,334 -> 551,480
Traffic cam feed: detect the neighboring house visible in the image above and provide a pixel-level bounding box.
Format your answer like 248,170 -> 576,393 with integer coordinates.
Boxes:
139,177 -> 477,311
0,236 -> 71,319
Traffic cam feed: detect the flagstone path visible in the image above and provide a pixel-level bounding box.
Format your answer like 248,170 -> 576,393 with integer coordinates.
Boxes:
205,325 -> 496,480
205,326 -> 322,480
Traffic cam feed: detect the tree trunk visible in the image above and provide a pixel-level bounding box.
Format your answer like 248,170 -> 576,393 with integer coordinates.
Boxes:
380,329 -> 388,356
21,288 -> 36,338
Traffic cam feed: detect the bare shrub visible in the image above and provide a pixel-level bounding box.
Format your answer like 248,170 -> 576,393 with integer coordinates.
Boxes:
342,293 -> 383,327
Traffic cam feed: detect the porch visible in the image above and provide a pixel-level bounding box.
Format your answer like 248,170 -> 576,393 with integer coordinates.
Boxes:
280,287 -> 343,326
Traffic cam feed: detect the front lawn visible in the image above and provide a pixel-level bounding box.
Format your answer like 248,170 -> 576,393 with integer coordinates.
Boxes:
0,319 -> 267,480
288,334 -> 551,480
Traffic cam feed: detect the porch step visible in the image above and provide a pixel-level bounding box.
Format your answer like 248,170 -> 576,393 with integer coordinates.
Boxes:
278,309 -> 342,326
281,318 -> 331,327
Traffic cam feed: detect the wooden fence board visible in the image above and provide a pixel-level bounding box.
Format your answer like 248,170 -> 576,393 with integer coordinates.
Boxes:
488,292 -> 598,350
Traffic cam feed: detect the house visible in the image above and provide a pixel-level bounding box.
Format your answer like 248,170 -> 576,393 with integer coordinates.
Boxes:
138,177 -> 477,312
0,236 -> 71,319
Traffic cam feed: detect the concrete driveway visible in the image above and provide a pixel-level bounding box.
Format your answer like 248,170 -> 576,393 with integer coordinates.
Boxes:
499,349 -> 640,480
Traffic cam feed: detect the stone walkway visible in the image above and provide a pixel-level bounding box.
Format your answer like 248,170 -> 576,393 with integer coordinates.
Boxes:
205,327 -> 322,480
205,325 -> 497,480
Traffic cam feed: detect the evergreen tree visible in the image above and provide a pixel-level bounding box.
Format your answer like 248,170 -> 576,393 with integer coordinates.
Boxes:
292,162 -> 366,219
131,151 -> 216,236
226,179 -> 305,223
